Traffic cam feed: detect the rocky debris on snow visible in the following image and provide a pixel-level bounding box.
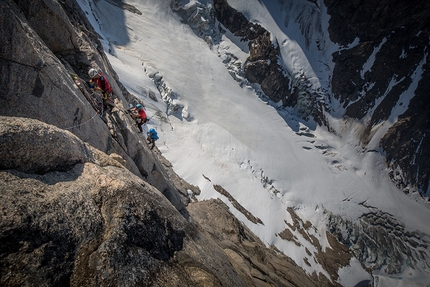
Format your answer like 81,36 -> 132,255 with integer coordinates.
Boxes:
187,199 -> 336,287
170,0 -> 216,42
280,208 -> 352,283
173,0 -> 330,125
212,0 -> 294,106
279,228 -> 302,246
174,0 -> 430,196
328,210 -> 430,274
213,184 -> 264,225
173,0 -> 293,105
172,0 -> 430,197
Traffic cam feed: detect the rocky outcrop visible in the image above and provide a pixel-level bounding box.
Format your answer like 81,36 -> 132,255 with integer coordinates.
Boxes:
188,199 -> 337,287
173,0 -> 430,195
213,0 -> 295,107
325,0 -> 430,196
4,0 -> 427,284
0,0 -> 195,213
328,210 -> 430,274
0,0 -> 123,155
0,117 -> 250,287
0,115 -> 338,287
173,0 -> 328,124
0,116 -> 115,174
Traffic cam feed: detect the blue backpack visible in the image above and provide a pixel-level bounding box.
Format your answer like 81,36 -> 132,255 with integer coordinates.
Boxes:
149,128 -> 159,140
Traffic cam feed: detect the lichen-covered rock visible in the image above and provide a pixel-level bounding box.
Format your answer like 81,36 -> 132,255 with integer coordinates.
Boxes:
0,117 -> 249,287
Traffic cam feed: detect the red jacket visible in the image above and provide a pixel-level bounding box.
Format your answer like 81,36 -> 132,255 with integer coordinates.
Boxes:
130,108 -> 147,120
93,72 -> 112,93
138,108 -> 147,120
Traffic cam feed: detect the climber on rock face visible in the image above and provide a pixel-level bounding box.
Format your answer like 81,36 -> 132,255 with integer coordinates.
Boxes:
129,103 -> 148,133
88,68 -> 114,110
147,127 -> 159,150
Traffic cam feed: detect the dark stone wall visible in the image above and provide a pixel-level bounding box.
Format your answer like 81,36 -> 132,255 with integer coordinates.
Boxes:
325,0 -> 430,195
213,0 -> 295,106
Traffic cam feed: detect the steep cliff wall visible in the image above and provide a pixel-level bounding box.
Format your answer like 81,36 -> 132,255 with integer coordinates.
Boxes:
0,116 -> 248,286
0,0 -> 195,212
325,0 -> 430,196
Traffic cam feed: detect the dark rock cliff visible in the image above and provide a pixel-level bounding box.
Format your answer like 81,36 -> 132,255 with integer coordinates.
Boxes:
213,0 -> 296,107
325,0 -> 430,196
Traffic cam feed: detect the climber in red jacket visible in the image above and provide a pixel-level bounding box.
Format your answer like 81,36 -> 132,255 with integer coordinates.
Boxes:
88,68 -> 114,110
88,68 -> 112,94
130,103 -> 148,133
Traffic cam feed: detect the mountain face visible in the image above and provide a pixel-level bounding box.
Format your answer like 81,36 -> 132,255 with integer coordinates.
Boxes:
190,0 -> 428,199
0,0 -> 349,286
211,0 -> 430,196
194,0 -> 430,277
326,0 -> 430,197
1,0 -> 429,286
186,0 -> 430,197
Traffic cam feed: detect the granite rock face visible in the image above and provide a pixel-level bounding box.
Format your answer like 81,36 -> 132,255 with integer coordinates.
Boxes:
0,117 -> 248,287
0,0 -> 193,213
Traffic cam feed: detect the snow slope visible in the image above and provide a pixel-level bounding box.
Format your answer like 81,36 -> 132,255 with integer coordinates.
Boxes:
77,0 -> 430,285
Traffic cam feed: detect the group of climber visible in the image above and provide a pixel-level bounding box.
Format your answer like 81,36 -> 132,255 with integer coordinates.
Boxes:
87,67 -> 159,149
128,103 -> 158,149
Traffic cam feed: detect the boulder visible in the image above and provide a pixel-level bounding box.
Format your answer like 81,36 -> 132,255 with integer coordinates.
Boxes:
0,116 -> 249,287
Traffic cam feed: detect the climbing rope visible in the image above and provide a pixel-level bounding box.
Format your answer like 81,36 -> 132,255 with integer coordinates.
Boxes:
63,112 -> 100,130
